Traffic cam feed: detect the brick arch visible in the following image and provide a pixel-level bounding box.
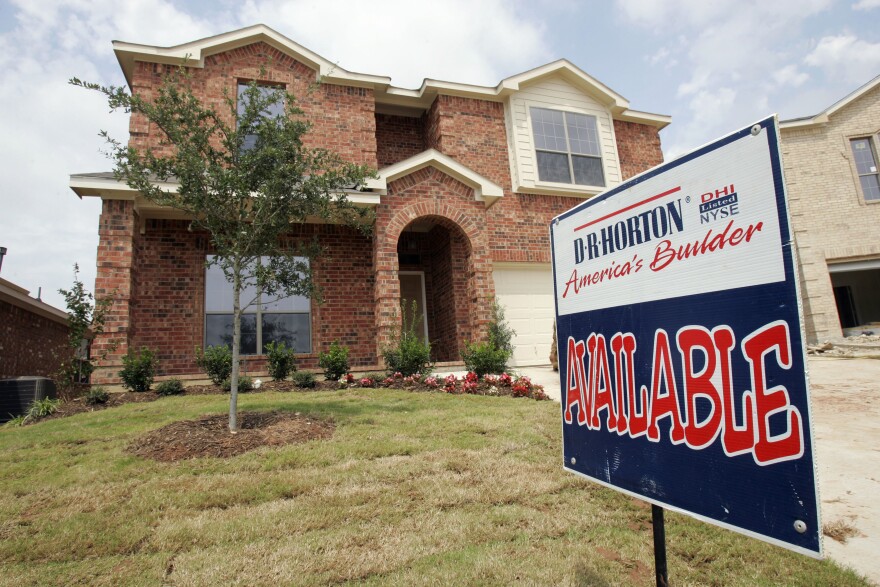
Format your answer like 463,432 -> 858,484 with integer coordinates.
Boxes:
373,175 -> 496,363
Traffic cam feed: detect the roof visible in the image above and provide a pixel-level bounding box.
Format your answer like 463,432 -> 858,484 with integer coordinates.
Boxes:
112,24 -> 670,129
0,277 -> 69,325
780,74 -> 880,130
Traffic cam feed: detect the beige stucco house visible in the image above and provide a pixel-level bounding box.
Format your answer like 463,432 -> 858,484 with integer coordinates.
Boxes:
780,75 -> 880,342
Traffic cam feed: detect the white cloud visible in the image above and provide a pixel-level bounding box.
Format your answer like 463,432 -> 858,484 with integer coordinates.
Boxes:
238,0 -> 551,87
805,33 -> 880,84
853,0 -> 880,10
773,64 -> 810,88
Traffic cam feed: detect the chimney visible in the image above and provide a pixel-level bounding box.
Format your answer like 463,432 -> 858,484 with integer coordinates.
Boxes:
0,246 -> 6,274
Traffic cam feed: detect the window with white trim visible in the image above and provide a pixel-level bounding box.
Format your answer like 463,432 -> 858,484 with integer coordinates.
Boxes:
237,82 -> 285,152
204,256 -> 311,354
851,137 -> 880,202
530,107 -> 605,187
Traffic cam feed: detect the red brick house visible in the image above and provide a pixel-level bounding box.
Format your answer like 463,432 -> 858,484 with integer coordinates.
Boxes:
69,25 -> 669,384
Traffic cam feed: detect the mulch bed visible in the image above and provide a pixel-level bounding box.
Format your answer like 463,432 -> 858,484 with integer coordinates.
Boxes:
127,411 -> 335,461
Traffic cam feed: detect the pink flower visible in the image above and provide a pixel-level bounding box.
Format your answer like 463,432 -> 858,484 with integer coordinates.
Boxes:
424,376 -> 439,388
344,373 -> 355,384
463,381 -> 478,393
382,377 -> 394,385
499,373 -> 512,386
465,371 -> 478,383
393,371 -> 403,379
359,377 -> 374,388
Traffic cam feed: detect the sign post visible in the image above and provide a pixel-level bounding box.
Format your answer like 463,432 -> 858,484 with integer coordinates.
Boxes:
550,117 -> 822,573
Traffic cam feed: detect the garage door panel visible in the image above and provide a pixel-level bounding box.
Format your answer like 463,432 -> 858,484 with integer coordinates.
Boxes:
493,264 -> 555,367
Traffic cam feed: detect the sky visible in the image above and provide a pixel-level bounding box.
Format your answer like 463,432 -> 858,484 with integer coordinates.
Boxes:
0,0 -> 878,310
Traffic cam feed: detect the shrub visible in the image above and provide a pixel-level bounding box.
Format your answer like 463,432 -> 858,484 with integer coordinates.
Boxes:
461,302 -> 515,376
155,379 -> 184,396
460,341 -> 508,377
119,348 -> 157,392
196,345 -> 232,386
85,386 -> 109,405
318,341 -> 349,381
265,341 -> 297,381
292,371 -> 316,389
28,397 -> 60,419
382,300 -> 433,377
222,376 -> 254,393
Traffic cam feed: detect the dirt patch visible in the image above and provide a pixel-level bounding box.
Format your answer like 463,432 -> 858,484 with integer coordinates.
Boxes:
823,519 -> 862,544
127,411 -> 334,461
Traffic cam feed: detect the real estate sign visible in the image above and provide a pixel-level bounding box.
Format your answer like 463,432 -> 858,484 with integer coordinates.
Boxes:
550,116 -> 822,557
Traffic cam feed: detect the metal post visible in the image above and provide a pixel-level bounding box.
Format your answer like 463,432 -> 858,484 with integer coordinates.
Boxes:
652,504 -> 669,587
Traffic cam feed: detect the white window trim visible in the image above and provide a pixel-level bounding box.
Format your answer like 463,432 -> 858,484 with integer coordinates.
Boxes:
204,255 -> 313,355
519,100 -> 615,197
848,133 -> 880,205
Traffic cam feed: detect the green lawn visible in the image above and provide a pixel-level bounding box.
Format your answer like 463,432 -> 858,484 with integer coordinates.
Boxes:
0,389 -> 868,586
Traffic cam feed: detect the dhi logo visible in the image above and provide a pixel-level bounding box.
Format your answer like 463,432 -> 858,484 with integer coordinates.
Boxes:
699,184 -> 739,224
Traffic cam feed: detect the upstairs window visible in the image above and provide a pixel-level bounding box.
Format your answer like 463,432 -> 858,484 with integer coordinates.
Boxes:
205,256 -> 311,355
851,137 -> 880,202
530,107 -> 605,187
237,82 -> 286,152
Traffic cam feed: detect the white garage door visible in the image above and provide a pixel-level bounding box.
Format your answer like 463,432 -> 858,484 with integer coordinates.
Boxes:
493,263 -> 555,367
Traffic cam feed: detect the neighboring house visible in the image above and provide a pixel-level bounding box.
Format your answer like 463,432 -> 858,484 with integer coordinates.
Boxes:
780,75 -> 880,342
0,277 -> 70,379
69,25 -> 668,384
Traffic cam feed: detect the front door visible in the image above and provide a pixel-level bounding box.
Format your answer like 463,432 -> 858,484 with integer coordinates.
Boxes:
399,271 -> 429,343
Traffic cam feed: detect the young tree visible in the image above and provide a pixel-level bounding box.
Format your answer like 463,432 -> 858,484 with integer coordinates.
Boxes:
72,69 -> 374,431
57,264 -> 112,392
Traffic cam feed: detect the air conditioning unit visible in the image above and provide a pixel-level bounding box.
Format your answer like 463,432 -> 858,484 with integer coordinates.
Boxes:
0,377 -> 58,423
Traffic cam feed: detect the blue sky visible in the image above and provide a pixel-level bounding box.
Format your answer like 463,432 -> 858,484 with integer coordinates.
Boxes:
0,0 -> 878,309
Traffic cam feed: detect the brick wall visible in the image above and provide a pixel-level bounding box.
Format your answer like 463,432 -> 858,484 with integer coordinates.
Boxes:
129,41 -> 378,168
105,220 -> 377,382
0,300 -> 70,379
614,120 -> 664,179
781,85 -> 880,341
376,114 -> 425,166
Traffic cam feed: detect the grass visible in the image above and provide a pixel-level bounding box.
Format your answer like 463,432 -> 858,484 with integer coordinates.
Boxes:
0,389 -> 870,586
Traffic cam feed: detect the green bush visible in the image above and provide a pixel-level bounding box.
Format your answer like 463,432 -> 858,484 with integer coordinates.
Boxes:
155,379 -> 184,396
292,371 -> 316,388
382,300 -> 433,377
119,348 -> 157,392
461,302 -> 515,376
222,376 -> 254,393
28,397 -> 60,419
461,341 -> 509,377
5,414 -> 27,427
265,341 -> 297,380
318,341 -> 349,381
85,386 -> 110,405
196,345 -> 232,386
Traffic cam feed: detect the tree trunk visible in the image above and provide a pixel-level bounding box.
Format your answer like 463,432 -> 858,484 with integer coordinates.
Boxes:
229,259 -> 241,432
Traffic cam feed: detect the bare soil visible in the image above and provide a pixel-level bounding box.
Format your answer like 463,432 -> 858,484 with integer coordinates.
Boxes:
127,411 -> 335,461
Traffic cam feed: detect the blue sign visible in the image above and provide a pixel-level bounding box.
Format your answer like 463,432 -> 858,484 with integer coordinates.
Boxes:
550,117 -> 821,557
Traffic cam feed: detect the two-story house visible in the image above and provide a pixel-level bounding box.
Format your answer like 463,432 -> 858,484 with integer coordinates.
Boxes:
69,25 -> 669,384
780,75 -> 880,342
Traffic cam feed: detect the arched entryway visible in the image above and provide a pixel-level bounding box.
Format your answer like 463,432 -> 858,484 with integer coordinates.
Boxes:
396,216 -> 473,361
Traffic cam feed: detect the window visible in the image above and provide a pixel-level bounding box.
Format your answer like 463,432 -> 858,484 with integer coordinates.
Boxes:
237,82 -> 285,152
530,107 -> 605,187
205,256 -> 311,354
851,137 -> 880,202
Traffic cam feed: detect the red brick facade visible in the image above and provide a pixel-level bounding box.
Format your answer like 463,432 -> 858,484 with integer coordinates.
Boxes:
0,298 -> 70,380
87,33 -> 665,383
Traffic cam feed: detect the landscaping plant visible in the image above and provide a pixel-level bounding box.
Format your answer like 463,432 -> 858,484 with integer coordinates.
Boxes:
196,345 -> 233,386
265,341 -> 297,381
155,379 -> 184,396
85,386 -> 110,405
292,371 -> 316,389
461,301 -> 515,376
56,264 -> 112,391
382,300 -> 433,377
318,341 -> 350,381
119,347 -> 157,392
223,376 -> 254,393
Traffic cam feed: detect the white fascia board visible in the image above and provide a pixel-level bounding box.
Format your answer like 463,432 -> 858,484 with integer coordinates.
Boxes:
616,109 -> 672,129
780,75 -> 880,130
378,149 -> 504,207
500,60 -> 630,110
70,174 -> 380,208
113,24 -> 390,89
